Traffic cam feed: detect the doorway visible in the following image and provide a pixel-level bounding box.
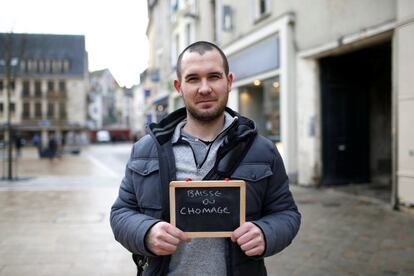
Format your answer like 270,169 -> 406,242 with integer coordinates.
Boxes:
320,41 -> 392,196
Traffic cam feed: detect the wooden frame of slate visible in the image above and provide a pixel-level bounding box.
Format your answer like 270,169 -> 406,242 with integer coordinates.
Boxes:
169,180 -> 246,238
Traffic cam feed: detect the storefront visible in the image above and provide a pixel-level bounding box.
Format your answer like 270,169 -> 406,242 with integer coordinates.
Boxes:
238,77 -> 280,142
224,14 -> 297,180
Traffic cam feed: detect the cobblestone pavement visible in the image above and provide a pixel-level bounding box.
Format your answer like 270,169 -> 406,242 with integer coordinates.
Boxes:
1,146 -> 413,276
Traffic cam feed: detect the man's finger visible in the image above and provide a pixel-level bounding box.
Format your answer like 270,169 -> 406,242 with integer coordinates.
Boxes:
239,236 -> 262,252
231,223 -> 251,242
166,225 -> 191,242
244,246 -> 265,257
152,240 -> 177,254
160,232 -> 180,246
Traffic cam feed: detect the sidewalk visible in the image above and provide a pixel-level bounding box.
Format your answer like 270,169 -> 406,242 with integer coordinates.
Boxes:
1,146 -> 414,275
0,146 -> 135,276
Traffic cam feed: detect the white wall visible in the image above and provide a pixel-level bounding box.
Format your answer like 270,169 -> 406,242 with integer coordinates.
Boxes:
396,0 -> 414,205
296,58 -> 321,186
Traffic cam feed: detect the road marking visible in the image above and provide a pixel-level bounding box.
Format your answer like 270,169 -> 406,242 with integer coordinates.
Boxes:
84,153 -> 122,178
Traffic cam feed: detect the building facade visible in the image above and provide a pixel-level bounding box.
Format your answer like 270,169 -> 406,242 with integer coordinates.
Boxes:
88,69 -> 133,141
0,33 -> 88,148
145,0 -> 216,124
145,0 -> 414,208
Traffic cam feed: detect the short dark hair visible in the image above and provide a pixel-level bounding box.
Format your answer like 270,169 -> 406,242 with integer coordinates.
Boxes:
176,41 -> 229,81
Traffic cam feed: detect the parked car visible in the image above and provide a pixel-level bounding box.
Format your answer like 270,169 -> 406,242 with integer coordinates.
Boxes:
96,130 -> 111,143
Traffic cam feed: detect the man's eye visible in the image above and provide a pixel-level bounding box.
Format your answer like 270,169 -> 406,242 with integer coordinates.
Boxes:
209,75 -> 220,80
187,78 -> 198,82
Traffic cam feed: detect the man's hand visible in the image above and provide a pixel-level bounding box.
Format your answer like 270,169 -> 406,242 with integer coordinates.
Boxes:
231,222 -> 265,256
145,222 -> 191,256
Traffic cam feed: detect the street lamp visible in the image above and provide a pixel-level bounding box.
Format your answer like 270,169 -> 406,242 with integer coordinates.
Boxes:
1,33 -> 23,180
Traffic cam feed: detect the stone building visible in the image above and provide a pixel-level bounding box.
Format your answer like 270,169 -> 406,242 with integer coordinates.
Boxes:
0,33 -> 88,148
145,0 -> 414,208
88,69 -> 133,141
145,0 -> 216,123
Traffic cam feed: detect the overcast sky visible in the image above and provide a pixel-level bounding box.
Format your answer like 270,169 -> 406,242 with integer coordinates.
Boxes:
0,0 -> 149,88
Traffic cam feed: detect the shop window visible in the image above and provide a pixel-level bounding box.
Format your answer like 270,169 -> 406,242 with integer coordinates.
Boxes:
0,80 -> 3,91
238,77 -> 280,141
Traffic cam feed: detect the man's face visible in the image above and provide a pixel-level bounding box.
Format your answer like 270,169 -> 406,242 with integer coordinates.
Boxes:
174,49 -> 233,122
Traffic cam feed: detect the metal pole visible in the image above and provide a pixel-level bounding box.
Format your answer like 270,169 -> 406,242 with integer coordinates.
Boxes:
5,43 -> 13,180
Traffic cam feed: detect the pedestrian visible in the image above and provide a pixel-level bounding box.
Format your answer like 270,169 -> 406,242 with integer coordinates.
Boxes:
14,134 -> 24,158
48,135 -> 58,160
32,134 -> 40,148
110,41 -> 301,275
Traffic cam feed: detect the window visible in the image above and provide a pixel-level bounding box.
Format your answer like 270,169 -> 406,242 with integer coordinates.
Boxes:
23,80 -> 30,96
23,103 -> 30,119
171,33 -> 179,67
0,103 -> 3,113
58,80 -> 66,93
254,0 -> 270,21
185,23 -> 192,46
47,103 -> 55,118
259,0 -> 267,15
45,60 -> 51,73
52,60 -> 62,73
35,102 -> 42,118
20,60 -> 26,72
35,81 -> 42,97
38,60 -> 44,72
10,80 -> 15,90
47,80 -> 54,94
10,103 -> 15,113
63,60 -> 69,72
238,77 -> 280,141
222,5 -> 233,32
59,103 -> 67,119
0,80 -> 3,90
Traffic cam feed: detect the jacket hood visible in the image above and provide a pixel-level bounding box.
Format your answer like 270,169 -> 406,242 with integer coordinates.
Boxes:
147,107 -> 257,145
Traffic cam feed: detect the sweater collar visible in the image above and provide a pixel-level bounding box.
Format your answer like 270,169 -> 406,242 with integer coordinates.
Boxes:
148,107 -> 256,145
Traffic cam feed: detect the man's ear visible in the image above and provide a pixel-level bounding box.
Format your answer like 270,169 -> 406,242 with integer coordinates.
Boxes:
173,79 -> 182,95
227,73 -> 234,91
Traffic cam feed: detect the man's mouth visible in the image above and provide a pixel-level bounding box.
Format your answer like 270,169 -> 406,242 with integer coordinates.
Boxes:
196,99 -> 217,104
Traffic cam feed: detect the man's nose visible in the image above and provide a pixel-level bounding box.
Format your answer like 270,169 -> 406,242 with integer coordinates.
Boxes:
198,79 -> 212,94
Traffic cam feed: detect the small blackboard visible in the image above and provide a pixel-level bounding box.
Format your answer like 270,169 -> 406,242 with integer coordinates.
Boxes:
169,180 -> 246,238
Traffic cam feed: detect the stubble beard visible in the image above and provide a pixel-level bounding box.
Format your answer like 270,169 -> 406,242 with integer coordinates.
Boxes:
186,95 -> 228,122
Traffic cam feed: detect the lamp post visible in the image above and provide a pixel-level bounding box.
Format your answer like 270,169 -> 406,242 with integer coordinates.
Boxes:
2,34 -> 20,180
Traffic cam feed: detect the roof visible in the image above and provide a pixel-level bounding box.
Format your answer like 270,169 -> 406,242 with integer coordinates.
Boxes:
0,33 -> 87,77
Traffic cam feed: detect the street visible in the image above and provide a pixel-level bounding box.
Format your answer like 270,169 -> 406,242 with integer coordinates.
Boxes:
0,144 -> 413,275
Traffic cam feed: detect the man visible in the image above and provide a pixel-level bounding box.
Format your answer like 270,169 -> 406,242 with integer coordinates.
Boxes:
110,41 -> 301,275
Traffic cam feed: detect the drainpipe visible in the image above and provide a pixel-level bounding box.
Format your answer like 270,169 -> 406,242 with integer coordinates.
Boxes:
391,31 -> 399,210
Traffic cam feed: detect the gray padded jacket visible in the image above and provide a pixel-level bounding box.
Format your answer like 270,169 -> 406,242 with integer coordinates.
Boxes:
110,107 -> 301,276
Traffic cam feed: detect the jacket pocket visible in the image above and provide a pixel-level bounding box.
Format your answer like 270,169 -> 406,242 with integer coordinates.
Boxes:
231,163 -> 273,182
231,163 -> 273,220
128,159 -> 159,176
128,159 -> 162,214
